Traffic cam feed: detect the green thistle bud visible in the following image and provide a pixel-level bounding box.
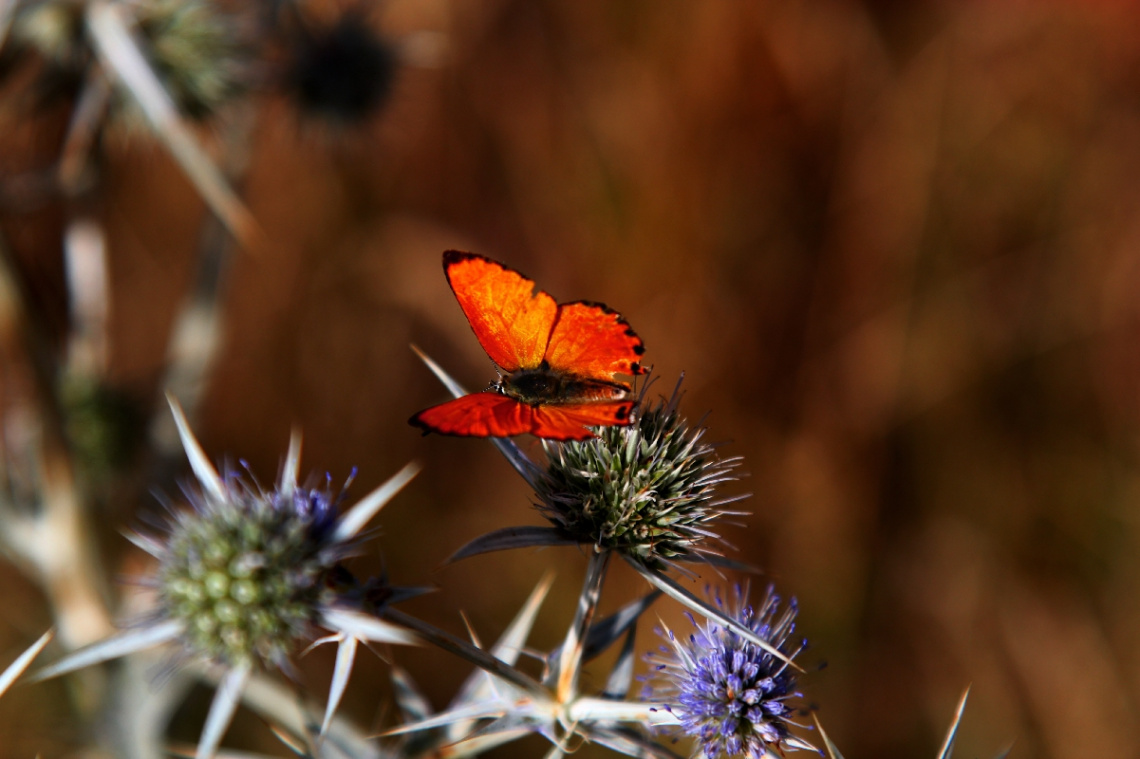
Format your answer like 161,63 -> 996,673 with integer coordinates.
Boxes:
533,382 -> 743,566
133,0 -> 247,121
157,471 -> 342,669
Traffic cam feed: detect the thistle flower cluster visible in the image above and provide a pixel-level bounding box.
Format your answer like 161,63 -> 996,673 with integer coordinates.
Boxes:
406,354 -> 823,757
8,337 -> 985,759
647,586 -> 817,759
19,286 -> 836,759
156,467 -> 346,669
533,388 -> 742,565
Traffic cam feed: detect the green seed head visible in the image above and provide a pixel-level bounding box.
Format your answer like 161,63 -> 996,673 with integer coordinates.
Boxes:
59,373 -> 145,482
157,484 -> 337,668
533,385 -> 742,566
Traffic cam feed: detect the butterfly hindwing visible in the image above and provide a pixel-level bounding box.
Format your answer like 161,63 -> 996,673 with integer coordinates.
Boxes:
444,251 -> 557,373
545,301 -> 646,383
529,401 -> 635,440
411,394 -> 634,440
409,392 -> 534,437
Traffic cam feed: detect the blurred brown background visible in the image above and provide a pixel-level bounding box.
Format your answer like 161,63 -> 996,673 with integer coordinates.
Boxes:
3,0 -> 1140,757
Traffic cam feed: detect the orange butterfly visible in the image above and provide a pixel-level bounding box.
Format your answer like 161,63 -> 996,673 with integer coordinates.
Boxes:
410,251 -> 647,440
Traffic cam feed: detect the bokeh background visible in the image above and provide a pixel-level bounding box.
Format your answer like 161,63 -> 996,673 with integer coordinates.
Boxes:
3,0 -> 1140,757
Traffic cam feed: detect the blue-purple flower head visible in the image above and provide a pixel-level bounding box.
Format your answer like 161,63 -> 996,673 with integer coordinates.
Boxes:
647,585 -> 818,758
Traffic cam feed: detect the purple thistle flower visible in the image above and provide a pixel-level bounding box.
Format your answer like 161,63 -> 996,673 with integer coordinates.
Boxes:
647,585 -> 819,758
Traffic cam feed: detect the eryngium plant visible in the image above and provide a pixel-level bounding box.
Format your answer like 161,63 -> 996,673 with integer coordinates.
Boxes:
430,369 -> 789,672
533,384 -> 743,565
32,398 -> 421,758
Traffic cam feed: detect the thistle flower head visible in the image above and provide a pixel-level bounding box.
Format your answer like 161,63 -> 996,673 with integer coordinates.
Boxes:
146,400 -> 422,672
157,466 -> 350,669
10,0 -> 86,66
532,382 -> 742,566
646,585 -> 818,758
59,374 -> 144,482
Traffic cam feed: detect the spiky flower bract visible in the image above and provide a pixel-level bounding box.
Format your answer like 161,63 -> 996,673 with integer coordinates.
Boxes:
647,585 -> 818,758
378,575 -> 679,759
533,383 -> 742,566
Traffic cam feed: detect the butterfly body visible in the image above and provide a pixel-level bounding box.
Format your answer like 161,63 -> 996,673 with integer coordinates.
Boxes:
410,252 -> 646,440
500,361 -> 629,406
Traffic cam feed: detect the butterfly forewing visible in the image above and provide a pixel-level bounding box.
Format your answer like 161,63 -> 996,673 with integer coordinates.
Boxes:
444,251 -> 557,373
545,301 -> 646,383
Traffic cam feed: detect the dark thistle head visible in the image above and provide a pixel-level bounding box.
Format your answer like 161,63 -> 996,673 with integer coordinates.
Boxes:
647,585 -> 818,758
59,374 -> 145,483
285,11 -> 398,124
532,379 -> 744,566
